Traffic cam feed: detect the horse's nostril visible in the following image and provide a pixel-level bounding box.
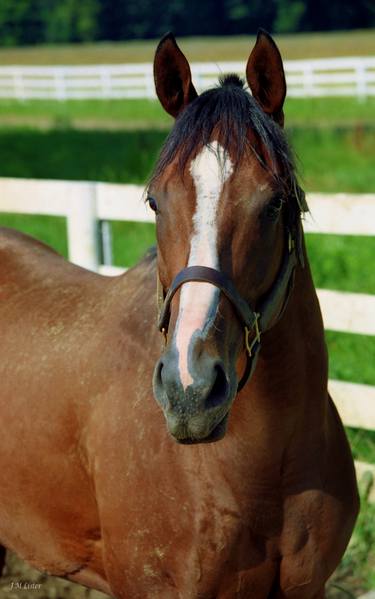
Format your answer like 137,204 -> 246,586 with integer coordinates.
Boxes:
205,363 -> 229,409
154,359 -> 164,387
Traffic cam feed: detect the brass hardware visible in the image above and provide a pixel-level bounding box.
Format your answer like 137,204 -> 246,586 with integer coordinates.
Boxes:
244,313 -> 261,357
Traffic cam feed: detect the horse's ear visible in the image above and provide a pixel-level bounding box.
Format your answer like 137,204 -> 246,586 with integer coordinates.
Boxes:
246,29 -> 286,127
154,32 -> 198,118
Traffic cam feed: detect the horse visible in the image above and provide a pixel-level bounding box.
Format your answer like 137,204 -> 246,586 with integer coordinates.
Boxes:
0,30 -> 358,598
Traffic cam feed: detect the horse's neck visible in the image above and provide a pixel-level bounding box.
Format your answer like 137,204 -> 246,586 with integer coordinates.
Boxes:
238,247 -> 328,438
271,251 -> 326,381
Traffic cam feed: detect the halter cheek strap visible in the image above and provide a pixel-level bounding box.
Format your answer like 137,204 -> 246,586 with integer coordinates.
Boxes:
157,228 -> 301,391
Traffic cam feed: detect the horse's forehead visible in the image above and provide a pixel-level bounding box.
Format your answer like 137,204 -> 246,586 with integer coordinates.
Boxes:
189,142 -> 234,195
155,137 -> 272,200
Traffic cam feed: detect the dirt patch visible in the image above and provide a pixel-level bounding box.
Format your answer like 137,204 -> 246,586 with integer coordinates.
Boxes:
0,550 -> 369,598
0,552 -> 110,599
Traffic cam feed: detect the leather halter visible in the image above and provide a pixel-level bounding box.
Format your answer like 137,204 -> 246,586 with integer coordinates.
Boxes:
157,226 -> 302,391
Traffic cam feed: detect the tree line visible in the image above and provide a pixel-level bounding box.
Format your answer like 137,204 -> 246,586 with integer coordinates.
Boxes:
0,0 -> 374,46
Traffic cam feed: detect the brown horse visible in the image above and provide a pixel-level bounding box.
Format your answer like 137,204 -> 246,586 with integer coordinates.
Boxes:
0,31 -> 358,598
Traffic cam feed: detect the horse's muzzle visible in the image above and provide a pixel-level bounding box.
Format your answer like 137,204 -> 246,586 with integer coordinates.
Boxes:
153,346 -> 234,443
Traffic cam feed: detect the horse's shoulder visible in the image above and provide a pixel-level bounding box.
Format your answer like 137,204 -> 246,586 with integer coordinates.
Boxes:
115,247 -> 157,305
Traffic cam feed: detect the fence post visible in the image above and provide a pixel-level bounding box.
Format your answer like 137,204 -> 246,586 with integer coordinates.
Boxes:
145,71 -> 154,99
55,69 -> 66,101
303,65 -> 314,96
100,66 -> 112,99
13,68 -> 25,100
100,220 -> 113,266
356,64 -> 367,102
66,182 -> 99,271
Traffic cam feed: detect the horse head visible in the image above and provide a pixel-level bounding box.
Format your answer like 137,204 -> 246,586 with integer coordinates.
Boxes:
150,30 -> 305,444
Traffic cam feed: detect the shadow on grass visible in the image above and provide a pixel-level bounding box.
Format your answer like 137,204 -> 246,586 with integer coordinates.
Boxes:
0,127 -> 167,183
0,125 -> 374,193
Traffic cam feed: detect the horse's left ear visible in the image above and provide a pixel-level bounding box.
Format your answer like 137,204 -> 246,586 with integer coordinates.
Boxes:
246,29 -> 286,127
154,32 -> 198,118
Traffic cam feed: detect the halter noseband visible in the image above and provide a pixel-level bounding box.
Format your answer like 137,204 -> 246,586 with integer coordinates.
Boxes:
157,225 -> 303,391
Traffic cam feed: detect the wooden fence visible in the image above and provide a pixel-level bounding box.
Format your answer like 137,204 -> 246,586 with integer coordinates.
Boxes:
0,56 -> 374,100
0,177 -> 374,496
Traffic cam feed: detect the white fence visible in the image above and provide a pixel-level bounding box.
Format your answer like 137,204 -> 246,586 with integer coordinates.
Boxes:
0,56 -> 375,100
0,177 -> 374,495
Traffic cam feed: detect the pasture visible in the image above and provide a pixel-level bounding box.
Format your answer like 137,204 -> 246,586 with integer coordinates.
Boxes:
0,29 -> 374,64
0,29 -> 374,594
0,96 -> 375,131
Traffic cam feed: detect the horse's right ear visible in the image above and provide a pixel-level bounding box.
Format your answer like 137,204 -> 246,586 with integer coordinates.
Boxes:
154,33 -> 197,118
246,29 -> 286,126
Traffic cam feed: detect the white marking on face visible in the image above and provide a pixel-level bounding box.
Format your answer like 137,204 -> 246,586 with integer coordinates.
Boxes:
174,141 -> 233,389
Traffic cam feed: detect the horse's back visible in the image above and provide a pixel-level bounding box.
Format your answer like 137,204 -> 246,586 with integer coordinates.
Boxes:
0,226 -> 96,287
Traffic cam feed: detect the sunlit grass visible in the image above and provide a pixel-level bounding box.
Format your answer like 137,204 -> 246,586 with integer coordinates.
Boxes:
0,213 -> 67,256
306,234 -> 375,294
0,29 -> 374,64
0,98 -> 172,130
290,126 -> 375,192
0,97 -> 373,131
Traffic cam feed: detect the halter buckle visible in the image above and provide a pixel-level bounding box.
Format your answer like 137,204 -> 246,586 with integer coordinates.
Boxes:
244,312 -> 261,358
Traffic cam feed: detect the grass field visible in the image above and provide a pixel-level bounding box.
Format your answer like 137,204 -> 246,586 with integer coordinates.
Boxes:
0,97 -> 375,131
0,29 -> 374,64
0,121 -> 374,191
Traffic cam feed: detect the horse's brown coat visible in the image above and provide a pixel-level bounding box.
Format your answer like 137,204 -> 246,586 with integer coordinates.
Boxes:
0,31 -> 359,599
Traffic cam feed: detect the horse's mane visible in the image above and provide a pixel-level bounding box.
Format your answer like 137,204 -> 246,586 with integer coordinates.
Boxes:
151,74 -> 298,193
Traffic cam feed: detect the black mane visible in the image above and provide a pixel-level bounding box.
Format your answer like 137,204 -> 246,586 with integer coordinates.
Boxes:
151,74 -> 298,199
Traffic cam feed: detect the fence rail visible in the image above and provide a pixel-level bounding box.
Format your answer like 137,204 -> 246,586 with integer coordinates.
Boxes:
0,56 -> 375,100
0,177 -> 374,489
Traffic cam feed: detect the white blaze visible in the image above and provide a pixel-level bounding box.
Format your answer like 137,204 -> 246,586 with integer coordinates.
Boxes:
174,141 -> 233,389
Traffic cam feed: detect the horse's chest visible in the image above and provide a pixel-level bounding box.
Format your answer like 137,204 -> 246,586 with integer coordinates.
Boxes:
113,490 -> 280,598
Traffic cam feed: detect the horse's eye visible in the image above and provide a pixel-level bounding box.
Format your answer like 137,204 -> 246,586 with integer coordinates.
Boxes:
265,197 -> 283,220
147,196 -> 158,213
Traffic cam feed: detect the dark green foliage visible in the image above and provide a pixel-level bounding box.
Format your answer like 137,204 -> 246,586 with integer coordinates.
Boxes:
0,0 -> 374,45
0,0 -> 100,45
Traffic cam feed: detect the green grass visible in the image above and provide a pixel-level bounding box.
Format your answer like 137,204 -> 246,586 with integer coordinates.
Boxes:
290,126 -> 375,192
326,331 -> 375,386
330,474 -> 375,596
306,235 -> 375,294
0,29 -> 374,64
0,124 -> 374,192
111,221 -> 155,266
0,97 -> 373,131
0,213 -> 67,256
347,429 -> 375,463
285,97 -> 375,128
0,127 -> 166,183
0,99 -> 172,130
